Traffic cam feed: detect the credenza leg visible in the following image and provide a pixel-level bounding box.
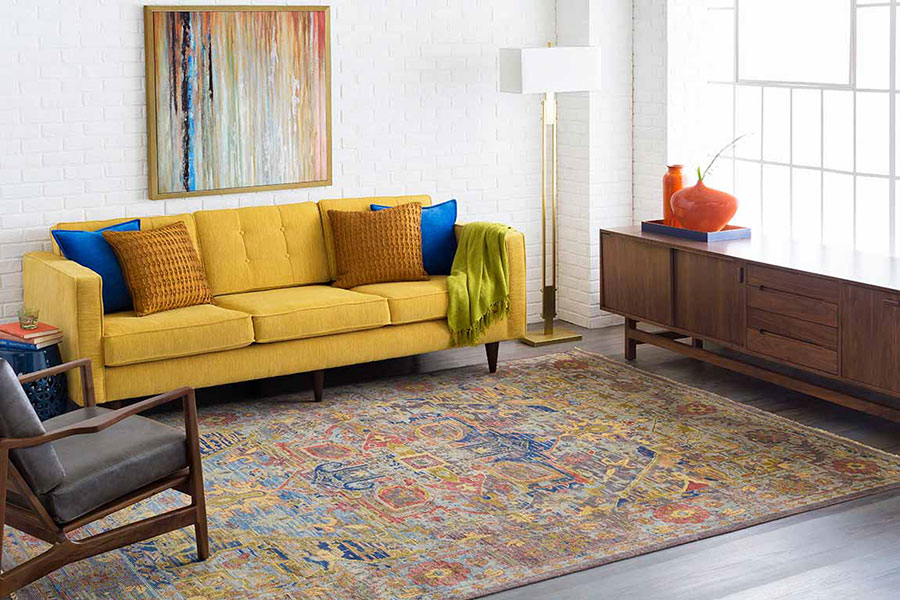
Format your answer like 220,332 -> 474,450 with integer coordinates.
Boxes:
624,318 -> 637,360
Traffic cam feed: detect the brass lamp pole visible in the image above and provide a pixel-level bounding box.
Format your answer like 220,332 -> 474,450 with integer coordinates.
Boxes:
499,43 -> 601,345
521,86 -> 582,346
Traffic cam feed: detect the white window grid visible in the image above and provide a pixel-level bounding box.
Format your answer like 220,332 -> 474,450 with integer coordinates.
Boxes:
707,0 -> 899,256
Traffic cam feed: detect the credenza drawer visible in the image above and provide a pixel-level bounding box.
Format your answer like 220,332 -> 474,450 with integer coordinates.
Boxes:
746,328 -> 839,374
748,284 -> 838,327
747,308 -> 838,350
747,265 -> 841,303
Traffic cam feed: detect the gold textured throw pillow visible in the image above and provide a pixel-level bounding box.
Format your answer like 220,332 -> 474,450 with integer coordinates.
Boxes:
103,221 -> 213,316
329,202 -> 429,289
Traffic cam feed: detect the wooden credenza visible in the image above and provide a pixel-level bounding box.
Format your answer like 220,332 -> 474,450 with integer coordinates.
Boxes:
599,226 -> 900,422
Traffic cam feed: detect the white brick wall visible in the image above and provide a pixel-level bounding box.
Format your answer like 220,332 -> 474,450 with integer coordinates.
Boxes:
633,0 -> 667,224
636,1 -> 734,228
666,0 -> 724,189
554,0 -> 665,330
0,0 -> 556,321
1,0 -> 673,331
557,0 -> 596,329
555,0 -> 633,330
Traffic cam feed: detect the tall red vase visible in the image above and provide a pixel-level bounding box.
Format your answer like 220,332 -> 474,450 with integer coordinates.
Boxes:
670,179 -> 738,233
663,165 -> 683,227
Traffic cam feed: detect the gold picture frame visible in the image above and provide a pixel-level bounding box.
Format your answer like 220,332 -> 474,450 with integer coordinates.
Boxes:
143,5 -> 332,200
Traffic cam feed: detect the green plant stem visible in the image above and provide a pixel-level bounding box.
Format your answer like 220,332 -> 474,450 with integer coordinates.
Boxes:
699,133 -> 751,182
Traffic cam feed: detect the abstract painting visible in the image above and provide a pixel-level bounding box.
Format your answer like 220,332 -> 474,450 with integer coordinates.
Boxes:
144,6 -> 331,199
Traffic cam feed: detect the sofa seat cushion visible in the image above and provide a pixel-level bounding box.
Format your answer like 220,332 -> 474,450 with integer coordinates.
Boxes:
103,304 -> 254,366
214,286 -> 390,343
351,277 -> 449,325
42,407 -> 187,523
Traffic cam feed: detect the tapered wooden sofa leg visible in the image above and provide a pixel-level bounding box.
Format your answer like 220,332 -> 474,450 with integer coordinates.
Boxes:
485,342 -> 499,373
312,370 -> 325,402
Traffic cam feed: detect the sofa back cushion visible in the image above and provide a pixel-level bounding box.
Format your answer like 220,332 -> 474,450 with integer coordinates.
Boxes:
318,195 -> 431,280
194,202 -> 330,296
51,215 -> 200,255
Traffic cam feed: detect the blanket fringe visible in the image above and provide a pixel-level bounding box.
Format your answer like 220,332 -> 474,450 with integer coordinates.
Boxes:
450,298 -> 511,347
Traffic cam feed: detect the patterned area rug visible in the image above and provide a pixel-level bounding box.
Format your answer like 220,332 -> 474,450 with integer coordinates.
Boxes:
10,350 -> 900,599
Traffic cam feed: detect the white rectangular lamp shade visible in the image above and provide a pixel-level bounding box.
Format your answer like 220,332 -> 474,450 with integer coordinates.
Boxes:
499,46 -> 602,94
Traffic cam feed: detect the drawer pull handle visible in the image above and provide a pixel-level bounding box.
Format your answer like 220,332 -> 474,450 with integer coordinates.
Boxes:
758,328 -> 802,344
884,299 -> 900,308
754,283 -> 831,305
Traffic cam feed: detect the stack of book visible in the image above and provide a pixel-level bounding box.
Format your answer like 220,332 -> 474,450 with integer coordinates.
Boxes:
0,322 -> 63,351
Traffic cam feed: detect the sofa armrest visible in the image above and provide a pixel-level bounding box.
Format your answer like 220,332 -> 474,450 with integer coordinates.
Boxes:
454,223 -> 527,339
22,252 -> 105,405
503,229 -> 527,339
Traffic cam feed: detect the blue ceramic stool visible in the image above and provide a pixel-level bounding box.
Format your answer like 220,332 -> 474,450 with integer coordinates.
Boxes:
0,344 -> 68,420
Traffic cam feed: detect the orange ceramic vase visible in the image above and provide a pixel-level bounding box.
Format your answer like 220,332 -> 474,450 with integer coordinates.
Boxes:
663,165 -> 683,227
670,179 -> 738,232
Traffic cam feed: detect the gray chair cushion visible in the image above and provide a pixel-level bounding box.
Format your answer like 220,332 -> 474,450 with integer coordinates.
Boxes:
42,407 -> 188,523
0,360 -> 65,494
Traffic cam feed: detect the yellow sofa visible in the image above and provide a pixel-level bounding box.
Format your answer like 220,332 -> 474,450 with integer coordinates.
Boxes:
22,196 -> 526,405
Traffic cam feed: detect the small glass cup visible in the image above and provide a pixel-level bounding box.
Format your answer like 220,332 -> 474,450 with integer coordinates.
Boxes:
17,307 -> 40,330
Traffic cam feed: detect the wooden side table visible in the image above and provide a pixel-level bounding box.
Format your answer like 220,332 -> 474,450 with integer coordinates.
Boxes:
0,344 -> 68,420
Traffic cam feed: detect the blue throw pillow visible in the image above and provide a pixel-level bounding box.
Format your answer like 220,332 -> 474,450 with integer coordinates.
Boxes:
51,219 -> 140,313
371,200 -> 458,275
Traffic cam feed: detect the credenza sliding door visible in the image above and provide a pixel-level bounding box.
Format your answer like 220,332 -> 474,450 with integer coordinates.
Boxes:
673,251 -> 745,346
842,285 -> 900,393
600,233 -> 672,326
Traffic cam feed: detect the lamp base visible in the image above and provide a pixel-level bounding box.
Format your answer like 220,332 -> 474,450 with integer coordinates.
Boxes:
521,327 -> 582,347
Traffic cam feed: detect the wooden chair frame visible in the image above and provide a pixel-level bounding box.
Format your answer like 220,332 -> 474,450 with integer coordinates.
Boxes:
0,358 -> 208,596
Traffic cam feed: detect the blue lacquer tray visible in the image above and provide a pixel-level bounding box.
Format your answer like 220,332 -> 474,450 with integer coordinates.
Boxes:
641,219 -> 751,242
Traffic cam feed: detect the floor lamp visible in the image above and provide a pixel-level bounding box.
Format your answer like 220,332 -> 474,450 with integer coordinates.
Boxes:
499,44 -> 602,346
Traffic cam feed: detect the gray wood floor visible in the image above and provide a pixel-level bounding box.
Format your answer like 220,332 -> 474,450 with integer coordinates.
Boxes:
213,322 -> 900,600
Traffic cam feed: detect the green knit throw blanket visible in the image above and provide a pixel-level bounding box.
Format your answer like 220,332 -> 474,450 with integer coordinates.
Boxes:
447,222 -> 511,346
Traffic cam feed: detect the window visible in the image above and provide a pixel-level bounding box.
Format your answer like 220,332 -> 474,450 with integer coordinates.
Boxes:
689,0 -> 899,256
738,0 -> 852,86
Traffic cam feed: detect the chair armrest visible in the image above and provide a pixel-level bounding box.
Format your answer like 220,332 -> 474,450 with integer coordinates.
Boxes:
0,387 -> 196,451
22,252 -> 105,405
17,358 -> 95,407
